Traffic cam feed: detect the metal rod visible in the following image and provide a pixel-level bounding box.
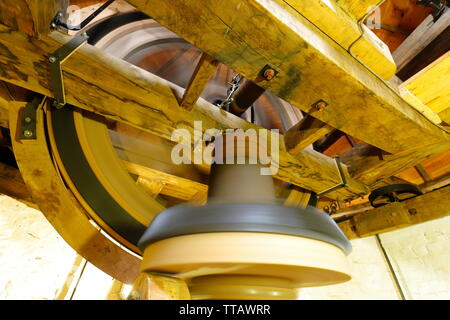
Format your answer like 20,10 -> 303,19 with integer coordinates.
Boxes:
375,234 -> 407,300
55,0 -> 116,31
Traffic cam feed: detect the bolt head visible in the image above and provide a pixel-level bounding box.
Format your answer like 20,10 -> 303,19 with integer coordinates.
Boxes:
313,100 -> 328,111
263,68 -> 276,80
24,117 -> 32,123
23,130 -> 33,138
49,55 -> 57,63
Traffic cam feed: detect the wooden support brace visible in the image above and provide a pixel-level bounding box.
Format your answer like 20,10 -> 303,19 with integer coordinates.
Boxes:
180,52 -> 218,111
284,115 -> 333,156
339,184 -> 450,239
129,272 -> 191,300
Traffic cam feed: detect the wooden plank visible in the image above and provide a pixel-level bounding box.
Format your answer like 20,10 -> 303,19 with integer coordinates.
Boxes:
336,0 -> 383,20
402,51 -> 450,114
0,24 -> 367,199
129,272 -> 191,300
127,0 -> 449,154
340,185 -> 450,239
352,202 -> 411,237
284,115 -> 333,156
123,161 -> 208,201
283,187 -> 311,208
415,164 -> 432,182
393,9 -> 450,71
180,53 -> 218,111
343,141 -> 450,187
0,0 -> 61,37
397,25 -> 450,81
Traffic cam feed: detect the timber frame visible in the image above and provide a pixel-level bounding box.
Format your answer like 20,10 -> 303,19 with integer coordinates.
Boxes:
0,0 -> 448,282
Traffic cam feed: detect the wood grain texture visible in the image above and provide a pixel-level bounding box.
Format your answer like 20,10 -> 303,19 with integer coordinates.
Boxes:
393,9 -> 450,71
284,115 -> 333,155
180,52 -> 218,111
0,0 -> 60,37
0,24 -> 367,199
0,162 -> 36,208
124,161 -> 208,201
127,0 -> 448,153
343,141 -> 450,187
336,0 -> 383,20
129,272 -> 191,300
340,185 -> 450,239
402,51 -> 450,114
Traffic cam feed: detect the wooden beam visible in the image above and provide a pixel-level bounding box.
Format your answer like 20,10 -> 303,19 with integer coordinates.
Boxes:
401,51 -> 450,114
180,53 -> 218,111
281,1 -> 396,79
393,9 -> 450,71
415,164 -> 432,183
0,0 -> 62,37
0,24 -> 367,199
283,187 -> 311,209
345,141 -> 450,187
124,161 -> 208,201
339,185 -> 450,239
397,24 -> 450,81
129,272 -> 191,300
336,0 -> 383,20
127,0 -> 449,154
284,115 -> 333,156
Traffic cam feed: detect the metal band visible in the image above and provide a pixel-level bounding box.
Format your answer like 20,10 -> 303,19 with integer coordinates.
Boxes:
316,156 -> 348,197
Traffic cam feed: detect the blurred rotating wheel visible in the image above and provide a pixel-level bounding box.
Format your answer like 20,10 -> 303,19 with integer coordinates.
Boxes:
46,12 -> 302,254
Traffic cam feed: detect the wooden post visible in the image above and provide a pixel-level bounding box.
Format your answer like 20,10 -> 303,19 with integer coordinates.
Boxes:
180,53 -> 218,111
129,272 -> 191,300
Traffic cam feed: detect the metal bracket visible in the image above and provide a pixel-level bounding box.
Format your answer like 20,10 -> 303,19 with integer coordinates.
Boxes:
49,32 -> 89,109
20,96 -> 46,140
317,156 -> 348,197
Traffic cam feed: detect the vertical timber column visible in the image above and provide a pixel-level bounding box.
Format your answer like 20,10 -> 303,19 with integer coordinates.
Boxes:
129,272 -> 191,300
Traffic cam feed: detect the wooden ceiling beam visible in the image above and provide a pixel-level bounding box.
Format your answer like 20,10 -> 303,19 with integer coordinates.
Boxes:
284,115 -> 334,156
341,141 -> 450,187
0,0 -> 63,38
339,185 -> 450,239
0,24 -> 367,199
126,0 -> 448,154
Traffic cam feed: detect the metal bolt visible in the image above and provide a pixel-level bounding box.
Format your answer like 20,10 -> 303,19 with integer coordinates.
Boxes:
49,55 -> 57,63
391,212 -> 398,217
23,130 -> 33,138
53,100 -> 65,109
313,100 -> 328,111
24,117 -> 32,123
263,68 -> 276,80
260,65 -> 278,81
50,22 -> 57,29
